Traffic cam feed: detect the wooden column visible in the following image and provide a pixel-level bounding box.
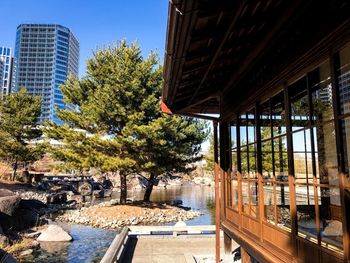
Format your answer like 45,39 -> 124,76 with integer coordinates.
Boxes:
241,247 -> 252,263
213,121 -> 220,263
330,51 -> 350,261
224,231 -> 232,262
284,83 -> 298,254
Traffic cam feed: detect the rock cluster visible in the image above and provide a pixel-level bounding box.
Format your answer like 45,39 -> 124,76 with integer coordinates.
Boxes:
16,190 -> 68,204
192,176 -> 215,186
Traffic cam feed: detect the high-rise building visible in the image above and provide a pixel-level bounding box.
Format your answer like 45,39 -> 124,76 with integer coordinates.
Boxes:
0,47 -> 16,98
15,24 -> 79,124
0,58 -> 4,90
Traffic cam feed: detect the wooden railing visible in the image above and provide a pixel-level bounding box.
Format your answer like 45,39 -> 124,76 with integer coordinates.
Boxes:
100,226 -> 129,263
128,225 -> 215,235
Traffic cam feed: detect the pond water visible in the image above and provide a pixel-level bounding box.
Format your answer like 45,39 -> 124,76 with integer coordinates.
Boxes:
24,183 -> 215,263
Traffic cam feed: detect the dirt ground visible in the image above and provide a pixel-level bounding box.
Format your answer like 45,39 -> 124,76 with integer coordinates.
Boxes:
80,202 -> 187,221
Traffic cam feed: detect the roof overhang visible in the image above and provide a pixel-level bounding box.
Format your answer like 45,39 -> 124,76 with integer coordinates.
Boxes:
162,0 -> 350,117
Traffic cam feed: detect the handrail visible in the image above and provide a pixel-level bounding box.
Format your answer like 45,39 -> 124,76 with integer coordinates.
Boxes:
100,226 -> 129,263
128,225 -> 216,235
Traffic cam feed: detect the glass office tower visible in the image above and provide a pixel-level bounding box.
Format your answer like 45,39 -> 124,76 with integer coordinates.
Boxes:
0,47 -> 16,99
15,24 -> 79,124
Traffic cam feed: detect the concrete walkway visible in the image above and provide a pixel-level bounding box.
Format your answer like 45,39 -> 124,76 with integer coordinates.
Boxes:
122,235 -> 237,263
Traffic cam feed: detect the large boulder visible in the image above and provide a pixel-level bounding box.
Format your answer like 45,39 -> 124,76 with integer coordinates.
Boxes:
0,195 -> 21,216
0,189 -> 16,198
0,199 -> 47,231
37,225 -> 72,242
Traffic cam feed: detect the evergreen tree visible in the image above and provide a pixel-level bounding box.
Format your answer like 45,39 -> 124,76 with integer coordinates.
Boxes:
46,41 -> 208,203
0,89 -> 44,181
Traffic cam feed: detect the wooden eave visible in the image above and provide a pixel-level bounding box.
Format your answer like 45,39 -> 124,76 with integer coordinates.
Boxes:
162,0 -> 350,117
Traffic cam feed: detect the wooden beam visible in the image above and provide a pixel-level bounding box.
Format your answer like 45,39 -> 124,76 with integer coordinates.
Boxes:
186,1 -> 247,107
222,0 -> 303,95
176,92 -> 219,113
164,0 -> 198,105
180,112 -> 219,121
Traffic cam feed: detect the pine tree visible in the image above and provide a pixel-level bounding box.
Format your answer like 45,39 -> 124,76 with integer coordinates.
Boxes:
0,89 -> 44,181
46,41 -> 208,203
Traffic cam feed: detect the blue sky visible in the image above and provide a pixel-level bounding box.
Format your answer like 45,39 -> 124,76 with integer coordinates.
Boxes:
0,0 -> 168,77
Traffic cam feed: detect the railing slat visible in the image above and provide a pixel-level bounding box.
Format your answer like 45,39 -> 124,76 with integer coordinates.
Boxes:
101,226 -> 129,263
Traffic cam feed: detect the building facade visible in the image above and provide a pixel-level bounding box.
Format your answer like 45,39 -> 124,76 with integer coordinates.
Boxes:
15,24 -> 79,124
0,58 -> 4,90
0,47 -> 16,99
163,1 -> 350,262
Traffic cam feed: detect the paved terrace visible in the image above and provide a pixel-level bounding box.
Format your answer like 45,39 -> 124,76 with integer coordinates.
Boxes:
101,225 -> 239,263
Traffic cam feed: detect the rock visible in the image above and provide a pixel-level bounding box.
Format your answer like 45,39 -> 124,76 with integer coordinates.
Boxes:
8,199 -> 48,231
31,240 -> 40,248
46,193 -> 67,204
323,220 -> 343,236
0,189 -> 16,198
0,196 -> 21,216
175,221 -> 187,228
169,200 -> 183,206
37,225 -> 72,242
25,231 -> 41,238
19,249 -> 33,257
0,234 -> 9,247
20,199 -> 47,210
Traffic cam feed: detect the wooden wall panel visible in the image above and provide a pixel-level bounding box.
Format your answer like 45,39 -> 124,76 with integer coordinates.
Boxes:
262,223 -> 293,256
226,208 -> 239,228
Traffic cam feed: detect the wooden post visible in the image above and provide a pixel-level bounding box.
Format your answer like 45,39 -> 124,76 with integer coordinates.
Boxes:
241,247 -> 252,263
214,121 -> 220,263
224,231 -> 232,262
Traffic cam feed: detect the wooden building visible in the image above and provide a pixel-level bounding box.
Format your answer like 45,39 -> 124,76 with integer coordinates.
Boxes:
162,1 -> 350,262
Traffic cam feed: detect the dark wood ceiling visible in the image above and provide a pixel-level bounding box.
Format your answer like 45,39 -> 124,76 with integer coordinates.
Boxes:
163,0 -> 350,116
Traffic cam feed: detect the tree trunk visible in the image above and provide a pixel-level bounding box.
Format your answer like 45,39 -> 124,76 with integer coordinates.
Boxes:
143,173 -> 156,202
12,161 -> 18,181
120,172 -> 127,205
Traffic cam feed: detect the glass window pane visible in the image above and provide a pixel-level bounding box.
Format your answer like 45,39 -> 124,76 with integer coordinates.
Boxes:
319,187 -> 343,249
263,182 -> 275,224
231,125 -> 237,148
274,136 -> 288,181
241,146 -> 248,179
315,122 -> 339,185
231,179 -> 239,211
242,181 -> 249,215
250,181 -> 259,218
232,150 -> 238,173
296,184 -> 317,238
260,101 -> 271,140
341,117 -> 350,176
246,109 -> 256,144
290,77 -> 309,131
249,143 -> 257,179
277,183 -> 291,229
310,60 -> 334,123
338,45 -> 350,115
293,130 -> 313,184
262,140 -> 273,179
271,91 -> 286,136
240,116 -> 247,146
